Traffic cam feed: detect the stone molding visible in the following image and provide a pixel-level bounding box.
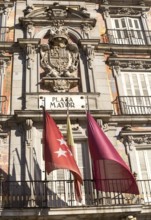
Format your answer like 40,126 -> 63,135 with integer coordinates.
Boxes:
107,57 -> 151,76
18,38 -> 40,69
119,125 -> 151,150
100,3 -> 149,17
20,4 -> 96,28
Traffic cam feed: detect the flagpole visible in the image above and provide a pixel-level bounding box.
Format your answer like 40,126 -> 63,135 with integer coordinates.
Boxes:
86,95 -> 90,113
67,98 -> 73,205
41,105 -> 48,207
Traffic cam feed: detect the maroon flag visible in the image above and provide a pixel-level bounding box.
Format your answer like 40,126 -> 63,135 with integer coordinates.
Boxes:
43,111 -> 83,185
87,113 -> 139,194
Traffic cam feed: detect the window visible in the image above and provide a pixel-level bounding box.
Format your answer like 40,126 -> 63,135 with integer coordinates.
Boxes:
119,72 -> 151,114
136,148 -> 151,180
110,17 -> 145,45
121,72 -> 151,96
135,147 -> 151,203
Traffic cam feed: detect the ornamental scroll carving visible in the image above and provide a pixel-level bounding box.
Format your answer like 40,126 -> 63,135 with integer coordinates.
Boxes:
109,7 -> 142,16
100,4 -> 149,17
119,125 -> 151,150
40,25 -> 79,92
108,59 -> 151,72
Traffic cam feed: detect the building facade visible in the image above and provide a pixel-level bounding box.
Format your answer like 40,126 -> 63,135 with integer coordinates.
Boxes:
0,0 -> 151,219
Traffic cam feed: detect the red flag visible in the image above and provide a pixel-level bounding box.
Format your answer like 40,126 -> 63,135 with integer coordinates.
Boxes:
87,113 -> 139,194
43,111 -> 83,185
67,114 -> 82,202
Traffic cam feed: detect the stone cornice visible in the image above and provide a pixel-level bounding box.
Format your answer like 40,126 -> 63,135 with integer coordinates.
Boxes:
100,5 -> 149,16
20,17 -> 96,27
99,0 -> 151,7
0,205 -> 143,220
107,57 -> 151,70
119,125 -> 151,146
0,40 -> 40,53
96,43 -> 151,55
14,109 -> 112,122
17,38 -> 40,46
109,115 -> 151,125
19,4 -> 96,28
80,41 -> 151,55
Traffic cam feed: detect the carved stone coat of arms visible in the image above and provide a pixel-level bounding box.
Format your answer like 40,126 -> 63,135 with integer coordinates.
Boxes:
40,26 -> 79,78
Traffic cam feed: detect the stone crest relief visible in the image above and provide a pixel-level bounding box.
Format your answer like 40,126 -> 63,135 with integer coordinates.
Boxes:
40,26 -> 79,92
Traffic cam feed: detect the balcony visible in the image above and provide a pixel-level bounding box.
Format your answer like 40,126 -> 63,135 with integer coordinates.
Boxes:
0,179 -> 150,208
0,96 -> 7,115
101,29 -> 151,45
0,27 -> 14,42
112,96 -> 151,115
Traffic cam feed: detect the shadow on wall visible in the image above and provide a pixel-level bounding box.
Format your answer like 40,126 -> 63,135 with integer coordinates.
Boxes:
0,162 -> 68,209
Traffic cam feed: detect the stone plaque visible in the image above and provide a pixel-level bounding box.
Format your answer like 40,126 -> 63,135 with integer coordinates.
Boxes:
39,95 -> 86,110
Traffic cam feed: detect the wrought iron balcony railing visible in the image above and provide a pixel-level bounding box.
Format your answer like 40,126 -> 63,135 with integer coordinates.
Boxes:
0,179 -> 150,208
112,96 -> 151,115
101,29 -> 151,45
0,96 -> 7,115
0,27 -> 14,42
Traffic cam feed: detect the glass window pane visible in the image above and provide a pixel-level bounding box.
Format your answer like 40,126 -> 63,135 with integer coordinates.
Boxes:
132,74 -> 141,96
115,19 -> 119,28
128,18 -> 133,28
148,150 -> 151,173
147,75 -> 151,91
125,74 -> 132,96
121,18 -> 126,28
137,150 -> 148,179
134,19 -> 139,29
140,74 -> 148,96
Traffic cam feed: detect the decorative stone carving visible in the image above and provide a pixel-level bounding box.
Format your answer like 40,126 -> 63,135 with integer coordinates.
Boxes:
24,119 -> 33,131
41,77 -> 79,93
108,59 -> 151,72
0,54 -> 11,69
40,25 -> 80,92
81,23 -> 93,39
46,5 -> 67,18
111,7 -> 141,16
59,123 -> 87,139
120,126 -> 151,151
40,26 -> 79,77
100,5 -> 149,17
86,46 -> 94,69
24,4 -> 34,15
24,119 -> 33,146
26,44 -> 36,69
0,5 -> 9,15
96,120 -> 110,132
18,39 -> 40,69
97,119 -> 102,127
0,124 -> 8,146
27,22 -> 34,38
20,4 -> 94,28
